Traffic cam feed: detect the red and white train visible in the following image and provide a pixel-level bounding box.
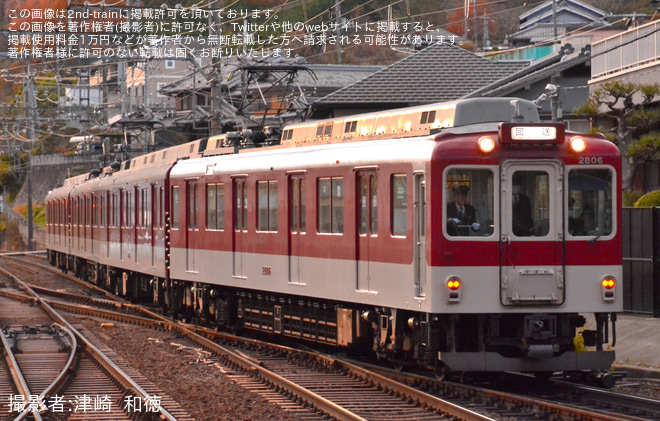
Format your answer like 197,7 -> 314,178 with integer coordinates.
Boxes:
46,97 -> 622,376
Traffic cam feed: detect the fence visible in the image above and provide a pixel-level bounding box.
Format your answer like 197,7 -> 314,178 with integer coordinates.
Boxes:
622,207 -> 660,317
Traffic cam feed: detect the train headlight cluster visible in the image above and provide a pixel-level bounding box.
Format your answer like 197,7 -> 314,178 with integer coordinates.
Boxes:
477,136 -> 496,153
601,276 -> 616,301
570,136 -> 587,153
447,276 -> 462,303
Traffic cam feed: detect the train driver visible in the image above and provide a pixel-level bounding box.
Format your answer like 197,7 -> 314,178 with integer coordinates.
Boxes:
447,186 -> 480,236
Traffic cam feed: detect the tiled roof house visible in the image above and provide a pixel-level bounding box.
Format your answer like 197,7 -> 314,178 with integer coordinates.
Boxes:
311,42 -> 527,118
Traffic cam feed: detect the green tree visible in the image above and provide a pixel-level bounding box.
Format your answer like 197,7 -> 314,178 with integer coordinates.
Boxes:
574,80 -> 660,190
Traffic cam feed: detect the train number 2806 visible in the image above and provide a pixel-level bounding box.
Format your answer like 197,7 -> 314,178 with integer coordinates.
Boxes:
578,156 -> 603,164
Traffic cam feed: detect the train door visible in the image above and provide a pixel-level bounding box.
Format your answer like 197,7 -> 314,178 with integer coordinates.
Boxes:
356,170 -> 377,292
500,161 -> 565,305
185,181 -> 198,273
288,175 -> 305,285
413,174 -> 426,297
233,178 -> 248,278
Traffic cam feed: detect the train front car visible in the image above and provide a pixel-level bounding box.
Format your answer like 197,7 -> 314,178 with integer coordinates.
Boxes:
425,99 -> 622,378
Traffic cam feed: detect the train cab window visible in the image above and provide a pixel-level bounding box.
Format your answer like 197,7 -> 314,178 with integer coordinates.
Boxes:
445,169 -> 494,237
391,175 -> 407,236
318,177 -> 344,234
511,171 -> 549,237
257,180 -> 278,232
171,186 -> 180,229
206,183 -> 225,231
567,169 -> 613,237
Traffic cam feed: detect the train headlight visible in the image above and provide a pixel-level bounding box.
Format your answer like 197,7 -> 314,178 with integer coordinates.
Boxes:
447,276 -> 462,303
570,136 -> 587,153
477,136 -> 495,153
601,276 -> 616,301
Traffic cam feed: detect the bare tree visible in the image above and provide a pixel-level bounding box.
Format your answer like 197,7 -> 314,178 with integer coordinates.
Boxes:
574,80 -> 660,190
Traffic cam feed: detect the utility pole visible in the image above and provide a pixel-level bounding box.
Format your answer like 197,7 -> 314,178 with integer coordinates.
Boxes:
552,0 -> 558,43
24,63 -> 36,251
335,0 -> 342,64
210,4 -> 223,137
464,0 -> 469,40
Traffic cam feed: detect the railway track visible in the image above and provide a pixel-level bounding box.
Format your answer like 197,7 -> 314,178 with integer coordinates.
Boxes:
6,252 -> 660,421
2,254 -> 494,420
0,264 -> 192,421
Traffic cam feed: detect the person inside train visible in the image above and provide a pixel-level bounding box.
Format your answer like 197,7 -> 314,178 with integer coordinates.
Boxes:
512,175 -> 534,236
447,185 -> 480,236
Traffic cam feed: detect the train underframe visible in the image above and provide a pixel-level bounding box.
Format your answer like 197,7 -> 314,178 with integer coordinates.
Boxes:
50,251 -> 616,377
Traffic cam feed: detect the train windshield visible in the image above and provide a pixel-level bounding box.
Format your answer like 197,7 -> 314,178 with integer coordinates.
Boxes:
511,170 -> 550,237
445,168 -> 494,237
567,169 -> 613,237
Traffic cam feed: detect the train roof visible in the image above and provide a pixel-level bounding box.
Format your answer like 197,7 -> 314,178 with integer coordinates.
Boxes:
169,136 -> 437,178
279,97 -> 540,146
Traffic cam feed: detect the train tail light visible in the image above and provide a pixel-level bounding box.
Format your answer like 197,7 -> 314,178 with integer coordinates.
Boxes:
447,276 -> 462,303
570,136 -> 587,153
477,136 -> 495,153
601,276 -> 616,301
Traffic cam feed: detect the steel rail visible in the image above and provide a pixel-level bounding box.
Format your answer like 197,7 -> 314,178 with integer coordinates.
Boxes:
13,324 -> 78,421
0,328 -> 43,421
1,266 -> 368,421
0,265 -> 178,421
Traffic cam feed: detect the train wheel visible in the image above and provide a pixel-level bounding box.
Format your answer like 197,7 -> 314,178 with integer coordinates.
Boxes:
392,350 -> 407,372
534,371 -> 554,381
434,361 -> 451,381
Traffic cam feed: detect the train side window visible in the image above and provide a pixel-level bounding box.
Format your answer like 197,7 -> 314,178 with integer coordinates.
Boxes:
207,183 -> 225,231
142,189 -> 150,229
160,187 -> 165,228
318,177 -> 344,234
126,190 -> 134,228
171,186 -> 180,230
257,180 -> 278,232
234,179 -> 248,231
445,169 -> 494,237
391,174 -> 407,236
290,177 -> 306,234
187,182 -> 198,230
101,195 -> 107,228
567,169 -> 613,237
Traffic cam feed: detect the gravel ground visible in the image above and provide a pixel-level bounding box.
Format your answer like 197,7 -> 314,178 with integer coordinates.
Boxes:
81,319 -> 299,421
